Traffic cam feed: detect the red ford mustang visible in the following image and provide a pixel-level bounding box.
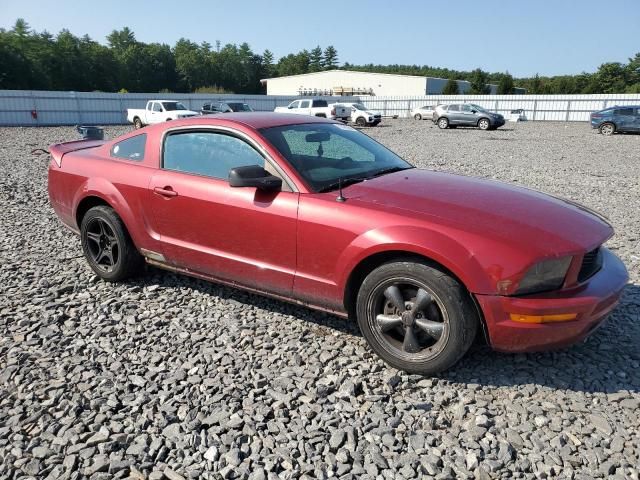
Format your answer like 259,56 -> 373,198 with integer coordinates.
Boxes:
48,113 -> 628,374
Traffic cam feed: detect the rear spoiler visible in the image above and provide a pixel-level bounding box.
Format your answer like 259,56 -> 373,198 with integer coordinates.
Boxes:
49,139 -> 105,167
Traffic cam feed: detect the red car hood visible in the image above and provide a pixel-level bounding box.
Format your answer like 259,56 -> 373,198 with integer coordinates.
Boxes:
344,169 -> 612,254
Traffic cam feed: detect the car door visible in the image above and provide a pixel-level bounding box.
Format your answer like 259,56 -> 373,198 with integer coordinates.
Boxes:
148,102 -> 164,124
614,107 -> 635,132
287,100 -> 301,113
299,100 -> 312,115
147,127 -> 299,296
460,104 -> 478,125
447,104 -> 462,124
633,108 -> 640,131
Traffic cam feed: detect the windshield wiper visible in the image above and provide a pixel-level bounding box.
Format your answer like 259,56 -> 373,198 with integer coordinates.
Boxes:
318,176 -> 367,193
318,167 -> 413,193
366,166 -> 413,179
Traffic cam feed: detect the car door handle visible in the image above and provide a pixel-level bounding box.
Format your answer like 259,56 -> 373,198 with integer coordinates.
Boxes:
153,186 -> 178,198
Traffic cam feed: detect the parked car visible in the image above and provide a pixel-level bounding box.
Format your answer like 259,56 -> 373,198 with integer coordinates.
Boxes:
48,113 -> 628,374
201,101 -> 253,115
127,100 -> 198,129
590,105 -> 640,135
411,105 -> 436,121
274,99 -> 350,121
508,108 -> 527,122
335,102 -> 382,127
434,103 -> 505,130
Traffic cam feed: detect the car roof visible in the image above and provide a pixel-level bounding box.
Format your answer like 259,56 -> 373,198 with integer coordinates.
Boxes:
170,112 -> 340,129
601,105 -> 640,109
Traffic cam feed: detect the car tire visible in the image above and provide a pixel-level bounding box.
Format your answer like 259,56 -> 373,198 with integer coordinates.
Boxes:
414,113 -> 422,120
356,261 -> 478,375
599,123 -> 615,136
80,205 -> 144,282
478,118 -> 491,130
356,117 -> 367,127
437,117 -> 449,129
133,117 -> 142,129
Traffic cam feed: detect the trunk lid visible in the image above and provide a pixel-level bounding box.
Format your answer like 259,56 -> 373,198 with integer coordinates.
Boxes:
49,139 -> 105,167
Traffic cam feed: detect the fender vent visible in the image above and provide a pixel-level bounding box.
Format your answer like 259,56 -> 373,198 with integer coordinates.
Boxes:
578,247 -> 602,283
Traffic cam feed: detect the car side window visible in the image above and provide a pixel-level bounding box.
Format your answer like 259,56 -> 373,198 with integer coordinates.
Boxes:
288,101 -> 300,109
153,103 -> 162,113
111,134 -> 146,161
614,108 -> 634,116
461,104 -> 472,112
448,105 -> 460,112
203,103 -> 210,111
163,131 -> 265,180
300,100 -> 311,108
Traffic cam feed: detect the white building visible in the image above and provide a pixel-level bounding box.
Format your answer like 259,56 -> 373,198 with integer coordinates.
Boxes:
260,70 -> 518,96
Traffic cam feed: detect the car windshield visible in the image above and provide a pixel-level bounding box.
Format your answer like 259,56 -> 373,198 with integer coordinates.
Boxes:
469,104 -> 489,113
260,123 -> 412,193
163,102 -> 187,111
228,103 -> 252,112
353,104 -> 367,111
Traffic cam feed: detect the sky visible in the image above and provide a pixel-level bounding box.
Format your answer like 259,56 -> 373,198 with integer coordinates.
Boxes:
1,0 -> 639,78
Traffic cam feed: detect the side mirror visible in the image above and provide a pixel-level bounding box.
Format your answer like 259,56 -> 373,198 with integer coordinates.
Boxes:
229,165 -> 282,191
288,105 -> 294,109
471,110 -> 477,114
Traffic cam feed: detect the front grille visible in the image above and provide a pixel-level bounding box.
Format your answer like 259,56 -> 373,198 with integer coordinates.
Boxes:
578,247 -> 602,282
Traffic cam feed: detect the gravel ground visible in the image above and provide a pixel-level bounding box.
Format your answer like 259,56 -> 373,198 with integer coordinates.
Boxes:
0,120 -> 639,480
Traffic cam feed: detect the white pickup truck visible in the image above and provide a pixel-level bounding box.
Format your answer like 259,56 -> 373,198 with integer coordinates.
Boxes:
274,99 -> 350,121
127,100 -> 199,129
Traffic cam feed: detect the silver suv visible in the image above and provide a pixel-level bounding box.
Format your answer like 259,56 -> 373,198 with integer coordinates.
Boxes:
434,104 -> 505,130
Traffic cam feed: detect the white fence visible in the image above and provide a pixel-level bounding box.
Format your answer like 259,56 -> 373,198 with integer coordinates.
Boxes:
1,90 -> 639,126
357,94 -> 640,122
0,91 -> 359,126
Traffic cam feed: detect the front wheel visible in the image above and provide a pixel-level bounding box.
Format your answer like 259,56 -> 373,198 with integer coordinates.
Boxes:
355,117 -> 367,127
599,123 -> 615,136
356,261 -> 478,375
414,113 -> 422,120
478,118 -> 491,130
80,206 -> 144,282
437,117 -> 449,129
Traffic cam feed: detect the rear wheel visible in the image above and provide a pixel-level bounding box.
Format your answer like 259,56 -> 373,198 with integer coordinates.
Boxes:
478,118 -> 491,130
414,113 -> 422,120
437,117 -> 449,129
356,261 -> 478,374
80,206 -> 144,282
355,116 -> 367,127
133,117 -> 142,129
599,122 -> 615,136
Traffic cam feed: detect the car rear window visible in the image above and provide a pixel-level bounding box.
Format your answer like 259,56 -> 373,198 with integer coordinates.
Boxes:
111,134 -> 146,161
312,100 -> 328,108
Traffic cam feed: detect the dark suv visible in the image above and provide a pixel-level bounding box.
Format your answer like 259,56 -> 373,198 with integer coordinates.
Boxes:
590,106 -> 640,135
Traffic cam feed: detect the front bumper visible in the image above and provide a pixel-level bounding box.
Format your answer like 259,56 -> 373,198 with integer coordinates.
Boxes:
476,248 -> 628,352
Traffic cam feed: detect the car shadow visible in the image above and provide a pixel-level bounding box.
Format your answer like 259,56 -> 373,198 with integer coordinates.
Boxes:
133,269 -> 639,394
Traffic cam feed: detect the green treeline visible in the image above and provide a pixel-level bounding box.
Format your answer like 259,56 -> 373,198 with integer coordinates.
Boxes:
1,19 -> 639,94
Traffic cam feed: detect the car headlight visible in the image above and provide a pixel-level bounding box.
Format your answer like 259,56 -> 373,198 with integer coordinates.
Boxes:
515,256 -> 572,295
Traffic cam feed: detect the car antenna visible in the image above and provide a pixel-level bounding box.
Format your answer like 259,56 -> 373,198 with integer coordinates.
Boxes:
336,177 -> 346,202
